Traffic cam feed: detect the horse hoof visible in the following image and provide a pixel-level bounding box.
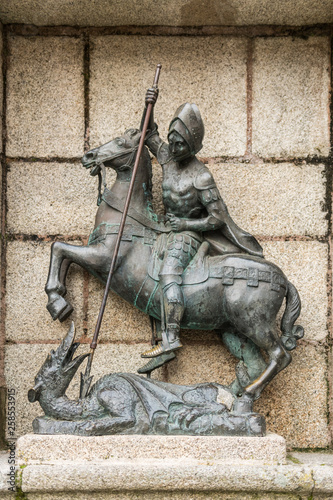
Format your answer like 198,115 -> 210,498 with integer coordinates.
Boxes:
47,296 -> 73,322
58,304 -> 74,322
232,393 -> 254,415
137,352 -> 176,374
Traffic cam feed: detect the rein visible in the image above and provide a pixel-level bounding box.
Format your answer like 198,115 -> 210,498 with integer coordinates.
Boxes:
92,137 -> 170,233
95,144 -> 140,206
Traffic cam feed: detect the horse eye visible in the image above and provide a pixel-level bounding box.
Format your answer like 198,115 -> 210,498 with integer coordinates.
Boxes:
116,139 -> 125,146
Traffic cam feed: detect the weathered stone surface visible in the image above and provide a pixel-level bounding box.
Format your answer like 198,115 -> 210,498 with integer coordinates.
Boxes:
0,23 -> 3,154
87,278 -> 151,343
255,343 -> 329,449
5,241 -> 85,342
6,160 -> 327,238
17,434 -> 286,465
263,240 -> 328,342
90,36 -> 247,157
20,462 -> 315,494
4,343 -> 150,437
0,451 -> 15,498
7,162 -> 98,235
14,493 -> 311,500
6,36 -> 85,158
167,344 -> 236,387
17,492 -> 312,500
290,451 -> 333,466
313,465 -> 333,493
0,0 -> 332,26
253,37 -> 330,158
209,162 -> 327,237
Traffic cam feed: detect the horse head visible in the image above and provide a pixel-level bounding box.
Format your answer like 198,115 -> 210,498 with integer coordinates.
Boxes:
82,128 -> 153,208
82,128 -> 149,177
28,323 -> 89,403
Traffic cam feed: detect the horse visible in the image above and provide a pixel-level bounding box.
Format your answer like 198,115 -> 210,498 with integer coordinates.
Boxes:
45,128 -> 304,405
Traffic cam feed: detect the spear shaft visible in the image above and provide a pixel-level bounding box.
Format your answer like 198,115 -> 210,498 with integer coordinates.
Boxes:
80,64 -> 162,399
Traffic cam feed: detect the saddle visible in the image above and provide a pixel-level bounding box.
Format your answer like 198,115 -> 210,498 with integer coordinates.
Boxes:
148,236 -> 286,292
148,235 -> 210,285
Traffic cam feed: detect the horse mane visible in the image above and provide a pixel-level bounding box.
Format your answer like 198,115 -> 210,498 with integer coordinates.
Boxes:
124,128 -> 155,218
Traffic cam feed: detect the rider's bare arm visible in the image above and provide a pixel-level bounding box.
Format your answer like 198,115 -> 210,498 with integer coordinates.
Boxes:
140,88 -> 164,158
168,169 -> 230,232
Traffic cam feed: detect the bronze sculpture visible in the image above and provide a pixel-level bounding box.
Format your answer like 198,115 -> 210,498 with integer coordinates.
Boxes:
34,68 -> 304,435
45,130 -> 303,399
29,323 -> 265,436
140,87 -> 263,360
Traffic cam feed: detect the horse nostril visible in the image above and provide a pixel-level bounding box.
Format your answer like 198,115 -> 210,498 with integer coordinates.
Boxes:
82,151 -> 96,166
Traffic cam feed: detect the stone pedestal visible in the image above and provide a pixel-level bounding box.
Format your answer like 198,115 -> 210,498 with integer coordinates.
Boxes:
3,434 -> 331,499
17,433 -> 286,465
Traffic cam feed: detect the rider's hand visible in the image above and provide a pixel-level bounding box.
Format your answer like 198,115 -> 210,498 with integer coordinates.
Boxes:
145,87 -> 159,105
167,214 -> 187,232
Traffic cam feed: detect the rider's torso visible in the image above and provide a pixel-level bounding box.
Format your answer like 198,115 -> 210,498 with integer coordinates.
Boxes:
162,157 -> 205,219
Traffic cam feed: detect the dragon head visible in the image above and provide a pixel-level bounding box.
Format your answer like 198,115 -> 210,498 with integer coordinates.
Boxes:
28,322 -> 89,403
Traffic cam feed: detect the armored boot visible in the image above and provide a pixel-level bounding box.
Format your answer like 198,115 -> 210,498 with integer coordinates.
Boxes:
141,282 -> 184,358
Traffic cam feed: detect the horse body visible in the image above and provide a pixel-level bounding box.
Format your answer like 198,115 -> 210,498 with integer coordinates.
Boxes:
45,128 -> 303,403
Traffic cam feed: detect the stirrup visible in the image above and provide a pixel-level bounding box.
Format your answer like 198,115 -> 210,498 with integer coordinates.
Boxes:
137,352 -> 176,374
141,339 -> 183,358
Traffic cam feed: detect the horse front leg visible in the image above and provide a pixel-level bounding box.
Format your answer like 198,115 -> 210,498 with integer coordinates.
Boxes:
45,240 -> 113,322
45,242 -> 77,321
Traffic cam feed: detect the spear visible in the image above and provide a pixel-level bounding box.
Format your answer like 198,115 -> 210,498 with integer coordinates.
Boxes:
80,63 -> 162,399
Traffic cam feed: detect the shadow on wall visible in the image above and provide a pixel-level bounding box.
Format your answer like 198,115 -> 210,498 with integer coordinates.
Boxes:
180,0 -> 237,25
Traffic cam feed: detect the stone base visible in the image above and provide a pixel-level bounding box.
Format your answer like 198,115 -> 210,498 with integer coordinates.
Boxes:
17,433 -> 286,465
13,434 -> 333,499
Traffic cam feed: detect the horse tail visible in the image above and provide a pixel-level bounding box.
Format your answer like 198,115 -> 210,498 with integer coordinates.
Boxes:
280,280 -> 304,351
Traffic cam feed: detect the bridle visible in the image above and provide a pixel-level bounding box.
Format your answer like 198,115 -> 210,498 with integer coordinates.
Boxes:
94,141 -> 140,206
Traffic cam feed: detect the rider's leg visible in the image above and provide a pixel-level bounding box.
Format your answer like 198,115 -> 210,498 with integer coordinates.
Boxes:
141,232 -> 201,358
161,278 -> 184,351
141,277 -> 184,357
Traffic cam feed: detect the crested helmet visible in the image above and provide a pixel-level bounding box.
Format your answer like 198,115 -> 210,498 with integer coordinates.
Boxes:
168,103 -> 205,155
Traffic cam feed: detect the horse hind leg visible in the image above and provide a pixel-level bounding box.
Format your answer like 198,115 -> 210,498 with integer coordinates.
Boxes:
220,329 -> 267,397
243,330 -> 292,401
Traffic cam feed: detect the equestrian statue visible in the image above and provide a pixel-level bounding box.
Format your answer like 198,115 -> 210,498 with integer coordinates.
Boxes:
39,70 -> 304,435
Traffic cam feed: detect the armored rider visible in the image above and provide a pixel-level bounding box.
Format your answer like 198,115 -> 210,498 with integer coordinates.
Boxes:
141,88 -> 263,358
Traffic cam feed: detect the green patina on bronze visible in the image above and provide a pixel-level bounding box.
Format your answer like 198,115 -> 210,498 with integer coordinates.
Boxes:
35,77 -> 304,436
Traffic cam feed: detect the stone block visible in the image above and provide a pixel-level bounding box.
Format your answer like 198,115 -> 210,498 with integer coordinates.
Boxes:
167,344 -> 236,387
5,240 -> 85,343
17,433 -> 286,465
7,162 -> 99,235
290,451 -> 333,466
252,37 -> 330,158
14,493 -> 312,500
20,462 -> 315,495
0,23 -> 3,154
90,36 -> 247,157
313,465 -> 333,494
87,277 -> 151,343
209,162 -> 327,237
0,0 -> 332,26
6,36 -> 85,158
5,343 -> 149,437
12,493 -> 311,500
263,240 -> 328,342
255,343 -> 329,449
0,451 -> 15,498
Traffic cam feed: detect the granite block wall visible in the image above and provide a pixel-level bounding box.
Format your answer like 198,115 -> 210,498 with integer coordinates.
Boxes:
0,24 -> 332,449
